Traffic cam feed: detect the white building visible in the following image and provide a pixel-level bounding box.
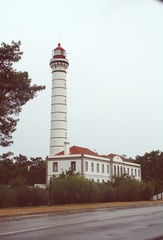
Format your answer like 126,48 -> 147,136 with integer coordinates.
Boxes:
47,145 -> 141,184
107,154 -> 141,180
47,43 -> 141,184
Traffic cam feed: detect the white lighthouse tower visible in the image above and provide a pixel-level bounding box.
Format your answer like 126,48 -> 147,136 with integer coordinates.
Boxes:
49,43 -> 69,156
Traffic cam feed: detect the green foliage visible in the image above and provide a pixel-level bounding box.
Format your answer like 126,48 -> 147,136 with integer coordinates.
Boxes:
141,181 -> 155,200
0,185 -> 17,207
0,41 -> 45,147
0,152 -> 14,184
112,175 -> 142,201
9,177 -> 27,189
49,173 -> 155,205
0,185 -> 48,208
27,158 -> 46,185
58,169 -> 80,179
51,175 -> 90,204
15,187 -> 48,207
136,150 -> 163,181
0,153 -> 46,185
0,173 -> 156,207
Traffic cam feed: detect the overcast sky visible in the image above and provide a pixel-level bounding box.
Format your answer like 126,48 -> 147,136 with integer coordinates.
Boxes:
1,0 -> 163,159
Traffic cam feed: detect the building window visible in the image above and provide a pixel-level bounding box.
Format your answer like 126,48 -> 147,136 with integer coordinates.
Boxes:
124,167 -> 126,173
107,165 -> 109,174
53,162 -> 58,172
97,179 -> 99,183
102,164 -> 104,173
117,166 -> 119,176
131,168 -> 133,176
138,169 -> 140,177
120,166 -> 123,176
91,162 -> 94,172
127,168 -> 129,175
114,165 -> 116,176
71,161 -> 76,171
135,169 -> 137,176
97,163 -> 99,172
85,162 -> 88,171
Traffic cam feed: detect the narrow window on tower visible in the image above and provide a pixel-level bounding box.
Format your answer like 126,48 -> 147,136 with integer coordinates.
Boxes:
71,161 -> 76,171
53,162 -> 58,172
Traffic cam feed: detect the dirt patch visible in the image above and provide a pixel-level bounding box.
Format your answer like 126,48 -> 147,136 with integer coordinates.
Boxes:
0,200 -> 163,218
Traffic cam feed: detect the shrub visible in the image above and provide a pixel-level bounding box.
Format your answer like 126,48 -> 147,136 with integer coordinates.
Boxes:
142,181 -> 155,200
0,185 -> 48,208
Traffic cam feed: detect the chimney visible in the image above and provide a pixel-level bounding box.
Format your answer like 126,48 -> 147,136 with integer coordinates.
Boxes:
64,142 -> 70,155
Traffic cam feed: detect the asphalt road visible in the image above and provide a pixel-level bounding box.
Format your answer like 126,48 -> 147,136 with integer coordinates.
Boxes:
0,205 -> 163,240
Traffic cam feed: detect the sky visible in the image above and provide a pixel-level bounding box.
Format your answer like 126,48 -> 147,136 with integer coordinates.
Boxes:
0,0 -> 163,159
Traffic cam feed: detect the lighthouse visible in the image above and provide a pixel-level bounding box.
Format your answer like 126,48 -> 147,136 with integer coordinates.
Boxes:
49,43 -> 69,156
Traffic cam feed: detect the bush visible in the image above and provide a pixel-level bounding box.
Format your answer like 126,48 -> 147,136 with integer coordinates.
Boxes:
142,181 -> 155,200
0,185 -> 48,208
0,175 -> 156,207
0,185 -> 17,207
9,177 -> 27,189
51,175 -> 91,204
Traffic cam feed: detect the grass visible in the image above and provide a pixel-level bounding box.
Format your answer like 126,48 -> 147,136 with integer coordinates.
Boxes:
0,200 -> 163,218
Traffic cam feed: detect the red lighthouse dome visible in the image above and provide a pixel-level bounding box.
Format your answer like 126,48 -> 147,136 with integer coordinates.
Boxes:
52,43 -> 66,59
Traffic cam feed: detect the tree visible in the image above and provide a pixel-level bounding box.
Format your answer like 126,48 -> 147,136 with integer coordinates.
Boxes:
0,152 -> 46,185
9,176 -> 27,189
136,150 -> 163,181
58,169 -> 80,179
0,41 -> 45,147
28,157 -> 46,185
0,152 -> 15,184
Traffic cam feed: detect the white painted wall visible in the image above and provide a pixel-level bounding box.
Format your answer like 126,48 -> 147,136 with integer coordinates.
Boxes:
47,154 -> 141,184
83,158 -> 111,182
47,155 -> 113,183
112,156 -> 141,181
47,157 -> 81,182
49,53 -> 69,156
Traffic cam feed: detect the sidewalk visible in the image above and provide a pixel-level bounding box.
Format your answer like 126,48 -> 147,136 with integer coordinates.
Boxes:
0,200 -> 163,219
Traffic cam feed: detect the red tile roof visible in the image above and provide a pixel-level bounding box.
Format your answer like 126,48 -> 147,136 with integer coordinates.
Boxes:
55,146 -> 134,163
56,145 -> 100,157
